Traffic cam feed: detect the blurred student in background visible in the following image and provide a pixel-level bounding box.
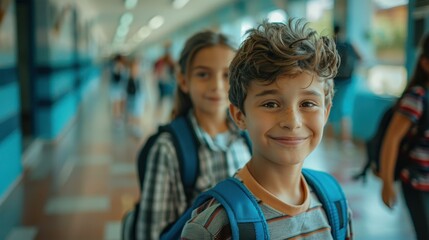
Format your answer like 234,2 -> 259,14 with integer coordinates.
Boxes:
326,25 -> 362,145
153,43 -> 177,104
125,57 -> 144,138
110,54 -> 127,120
380,33 -> 429,240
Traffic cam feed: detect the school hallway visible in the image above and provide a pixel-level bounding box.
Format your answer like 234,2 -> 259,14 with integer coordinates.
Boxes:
0,69 -> 416,240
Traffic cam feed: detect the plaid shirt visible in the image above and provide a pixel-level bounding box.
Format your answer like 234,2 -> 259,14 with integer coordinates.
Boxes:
398,86 -> 429,191
136,111 -> 251,240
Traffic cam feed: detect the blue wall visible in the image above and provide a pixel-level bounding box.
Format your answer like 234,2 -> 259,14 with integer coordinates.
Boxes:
0,2 -> 22,199
0,0 -> 101,201
32,1 -> 101,140
0,69 -> 23,199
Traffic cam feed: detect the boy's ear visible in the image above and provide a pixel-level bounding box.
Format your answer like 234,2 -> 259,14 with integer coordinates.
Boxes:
324,103 -> 332,124
176,72 -> 189,93
229,104 -> 246,129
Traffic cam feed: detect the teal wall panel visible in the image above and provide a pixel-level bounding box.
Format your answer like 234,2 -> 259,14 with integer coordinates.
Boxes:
0,82 -> 19,122
36,91 -> 77,139
0,130 -> 22,198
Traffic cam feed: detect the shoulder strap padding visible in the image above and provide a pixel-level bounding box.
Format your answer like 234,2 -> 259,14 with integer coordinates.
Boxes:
169,116 -> 199,192
194,178 -> 269,240
302,168 -> 348,240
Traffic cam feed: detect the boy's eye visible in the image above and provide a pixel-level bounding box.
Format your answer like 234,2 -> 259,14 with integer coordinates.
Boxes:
262,102 -> 279,108
301,101 -> 317,108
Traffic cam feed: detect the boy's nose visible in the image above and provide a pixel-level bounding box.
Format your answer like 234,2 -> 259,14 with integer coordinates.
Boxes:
279,108 -> 302,129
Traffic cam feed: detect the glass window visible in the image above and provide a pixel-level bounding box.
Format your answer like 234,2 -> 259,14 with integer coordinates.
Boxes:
368,0 -> 408,96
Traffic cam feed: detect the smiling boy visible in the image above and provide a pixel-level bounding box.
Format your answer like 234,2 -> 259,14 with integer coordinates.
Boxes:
180,19 -> 353,239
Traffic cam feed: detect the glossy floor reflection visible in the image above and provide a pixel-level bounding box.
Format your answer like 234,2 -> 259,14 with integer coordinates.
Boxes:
0,72 -> 416,240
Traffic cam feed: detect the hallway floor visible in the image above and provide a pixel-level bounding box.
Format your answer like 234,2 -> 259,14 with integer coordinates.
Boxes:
0,72 -> 416,240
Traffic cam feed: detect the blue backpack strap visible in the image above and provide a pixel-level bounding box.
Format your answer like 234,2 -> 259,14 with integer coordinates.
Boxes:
161,178 -> 269,240
302,169 -> 348,240
160,202 -> 197,240
198,178 -> 269,240
168,116 -> 200,202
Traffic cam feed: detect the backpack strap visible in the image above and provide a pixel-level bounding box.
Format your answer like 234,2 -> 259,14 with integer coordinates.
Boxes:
134,116 -> 199,240
161,178 -> 269,240
302,169 -> 348,240
168,116 -> 200,202
137,116 -> 199,198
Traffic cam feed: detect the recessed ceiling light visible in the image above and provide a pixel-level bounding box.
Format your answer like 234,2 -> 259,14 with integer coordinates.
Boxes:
138,26 -> 151,38
125,0 -> 138,9
149,15 -> 164,29
116,26 -> 129,37
120,12 -> 134,26
172,0 -> 189,9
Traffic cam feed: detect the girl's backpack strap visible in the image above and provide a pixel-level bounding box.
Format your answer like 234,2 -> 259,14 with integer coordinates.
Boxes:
302,169 -> 348,240
168,116 -> 200,201
137,116 -> 199,199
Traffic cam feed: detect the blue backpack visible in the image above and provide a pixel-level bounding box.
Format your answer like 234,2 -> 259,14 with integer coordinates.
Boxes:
122,115 -> 252,240
161,168 -> 348,240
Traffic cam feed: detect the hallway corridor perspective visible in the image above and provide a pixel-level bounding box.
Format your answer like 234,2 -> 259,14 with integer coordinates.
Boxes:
0,70 -> 417,240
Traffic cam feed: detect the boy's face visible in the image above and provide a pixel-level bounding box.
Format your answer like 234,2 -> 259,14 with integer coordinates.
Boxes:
178,45 -> 235,118
230,72 -> 331,167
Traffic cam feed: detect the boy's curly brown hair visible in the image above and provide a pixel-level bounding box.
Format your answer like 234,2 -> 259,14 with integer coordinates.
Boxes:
229,18 -> 340,113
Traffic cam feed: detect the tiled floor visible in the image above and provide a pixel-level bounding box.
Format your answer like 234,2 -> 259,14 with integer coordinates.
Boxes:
0,71 -> 417,240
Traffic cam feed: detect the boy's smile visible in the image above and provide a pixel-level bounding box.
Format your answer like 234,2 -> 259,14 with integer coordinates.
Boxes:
231,71 -> 331,168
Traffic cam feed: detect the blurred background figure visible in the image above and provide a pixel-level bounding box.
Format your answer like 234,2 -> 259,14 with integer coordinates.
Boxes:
153,42 -> 176,117
326,24 -> 362,145
380,33 -> 429,240
125,57 -> 144,138
110,54 -> 128,121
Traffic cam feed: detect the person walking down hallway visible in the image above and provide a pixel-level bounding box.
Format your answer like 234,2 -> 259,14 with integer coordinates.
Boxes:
153,42 -> 177,111
326,24 -> 362,145
380,33 -> 429,240
125,57 -> 144,138
110,54 -> 128,120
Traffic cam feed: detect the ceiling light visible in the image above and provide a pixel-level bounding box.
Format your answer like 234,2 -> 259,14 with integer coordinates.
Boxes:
120,12 -> 134,26
138,26 -> 151,38
116,25 -> 129,37
172,0 -> 189,9
149,15 -> 164,29
125,0 -> 138,9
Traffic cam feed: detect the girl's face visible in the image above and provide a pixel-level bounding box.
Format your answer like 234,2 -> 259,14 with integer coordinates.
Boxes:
179,45 -> 235,118
230,72 -> 331,167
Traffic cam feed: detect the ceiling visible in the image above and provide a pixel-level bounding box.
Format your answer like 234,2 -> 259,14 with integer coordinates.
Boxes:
74,0 -> 235,51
